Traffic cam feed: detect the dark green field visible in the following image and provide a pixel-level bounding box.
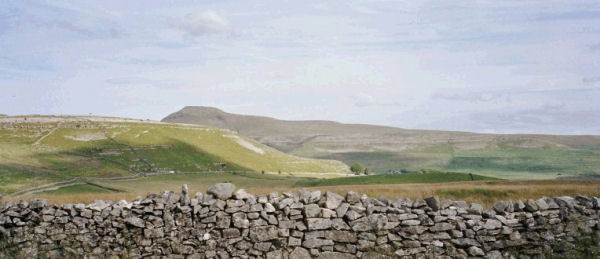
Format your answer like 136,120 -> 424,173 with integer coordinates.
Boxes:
294,172 -> 498,187
318,147 -> 600,179
164,106 -> 600,180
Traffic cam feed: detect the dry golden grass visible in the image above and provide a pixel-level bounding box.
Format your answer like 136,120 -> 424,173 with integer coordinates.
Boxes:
5,179 -> 599,208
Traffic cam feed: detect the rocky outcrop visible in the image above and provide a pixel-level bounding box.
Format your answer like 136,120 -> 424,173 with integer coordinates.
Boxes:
0,184 -> 599,258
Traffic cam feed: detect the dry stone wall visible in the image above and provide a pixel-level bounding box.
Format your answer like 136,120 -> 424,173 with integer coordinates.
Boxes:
1,183 -> 599,258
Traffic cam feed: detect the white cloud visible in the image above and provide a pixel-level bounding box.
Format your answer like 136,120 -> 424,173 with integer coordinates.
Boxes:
176,11 -> 231,36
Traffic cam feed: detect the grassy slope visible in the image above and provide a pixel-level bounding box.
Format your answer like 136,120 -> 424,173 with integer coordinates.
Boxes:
0,117 -> 348,194
163,106 -> 600,179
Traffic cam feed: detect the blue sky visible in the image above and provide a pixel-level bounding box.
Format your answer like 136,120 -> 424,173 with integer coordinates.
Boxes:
1,0 -> 599,134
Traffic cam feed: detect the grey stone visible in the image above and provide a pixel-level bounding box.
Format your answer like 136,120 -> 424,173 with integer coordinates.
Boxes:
424,196 -> 440,211
514,200 -> 525,211
412,199 -> 427,208
265,203 -> 276,213
267,250 -> 284,259
535,198 -> 549,211
232,212 -> 249,228
469,203 -> 483,214
346,191 -> 361,204
344,209 -> 363,221
304,204 -> 321,218
29,198 -> 47,210
525,199 -> 538,212
310,190 -> 322,203
234,189 -> 254,200
279,198 -> 294,209
324,230 -> 356,243
468,246 -> 485,256
593,197 -> 600,209
336,203 -> 350,218
207,183 -> 236,200
303,238 -> 334,248
326,192 -> 344,209
290,247 -> 311,259
493,200 -> 513,214
350,217 -> 372,231
431,222 -> 454,232
317,251 -> 357,259
223,228 -> 241,238
306,218 -> 332,230
249,226 -> 279,241
483,219 -> 502,230
125,217 -> 145,228
321,208 -> 336,218
254,242 -> 272,251
554,196 -> 575,209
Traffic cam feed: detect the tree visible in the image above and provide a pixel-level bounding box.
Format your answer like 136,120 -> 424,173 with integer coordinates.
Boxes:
363,167 -> 369,175
350,162 -> 364,175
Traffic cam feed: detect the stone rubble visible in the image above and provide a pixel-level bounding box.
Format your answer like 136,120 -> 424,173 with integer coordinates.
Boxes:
0,184 -> 599,258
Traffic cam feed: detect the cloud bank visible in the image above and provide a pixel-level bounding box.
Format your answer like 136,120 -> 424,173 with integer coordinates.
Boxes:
0,1 -> 599,134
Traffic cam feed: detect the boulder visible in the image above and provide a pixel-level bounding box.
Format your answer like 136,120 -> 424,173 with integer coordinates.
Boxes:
234,189 -> 255,201
483,219 -> 502,230
535,198 -> 549,211
326,192 -> 344,209
304,204 -> 321,218
554,196 -> 575,210
249,226 -> 279,241
493,201 -> 513,214
317,251 -> 357,259
29,198 -> 47,210
468,203 -> 484,214
525,199 -> 538,212
310,190 -> 322,203
346,191 -> 361,204
514,200 -> 525,211
424,196 -> 440,211
207,183 -> 236,200
468,246 -> 485,256
125,217 -> 145,228
306,218 -> 332,230
324,230 -> 357,243
290,247 -> 311,259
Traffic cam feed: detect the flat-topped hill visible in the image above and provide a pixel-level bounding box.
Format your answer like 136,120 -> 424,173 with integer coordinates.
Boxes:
163,106 -> 600,179
0,115 -> 348,194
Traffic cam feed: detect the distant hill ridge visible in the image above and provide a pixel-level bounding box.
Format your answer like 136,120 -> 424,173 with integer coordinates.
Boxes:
162,106 -> 600,179
0,115 -> 349,194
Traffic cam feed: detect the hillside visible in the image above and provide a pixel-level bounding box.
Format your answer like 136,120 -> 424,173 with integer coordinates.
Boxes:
0,115 -> 348,194
163,106 -> 600,179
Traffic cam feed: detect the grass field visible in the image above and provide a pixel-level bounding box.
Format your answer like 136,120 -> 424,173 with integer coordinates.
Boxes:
295,172 -> 497,187
41,183 -> 114,194
5,172 -> 599,208
318,147 -> 600,179
0,116 -> 348,194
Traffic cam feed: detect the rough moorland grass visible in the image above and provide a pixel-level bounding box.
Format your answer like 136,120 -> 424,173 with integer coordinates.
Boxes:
96,172 -> 300,194
436,188 -> 517,199
10,179 -> 600,208
294,172 -> 497,187
41,183 -> 115,195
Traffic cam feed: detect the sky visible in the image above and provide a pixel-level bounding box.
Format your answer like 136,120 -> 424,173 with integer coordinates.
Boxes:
1,0 -> 599,135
